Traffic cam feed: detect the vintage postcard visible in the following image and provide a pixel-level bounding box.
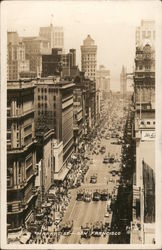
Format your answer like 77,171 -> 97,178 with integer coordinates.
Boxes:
0,0 -> 162,249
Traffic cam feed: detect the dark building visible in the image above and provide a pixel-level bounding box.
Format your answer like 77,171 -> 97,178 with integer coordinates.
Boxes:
41,48 -> 77,78
42,48 -> 62,77
7,79 -> 37,232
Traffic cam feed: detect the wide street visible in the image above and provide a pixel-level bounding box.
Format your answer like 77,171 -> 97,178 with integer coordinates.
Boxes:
58,137 -> 122,244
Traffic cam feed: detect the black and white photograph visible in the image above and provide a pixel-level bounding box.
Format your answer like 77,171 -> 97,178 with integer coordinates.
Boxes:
0,0 -> 162,249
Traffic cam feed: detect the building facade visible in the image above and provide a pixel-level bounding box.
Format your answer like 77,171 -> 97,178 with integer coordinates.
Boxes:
131,20 -> 155,244
34,78 -> 75,182
136,20 -> 155,47
7,32 -> 30,81
22,36 -> 51,77
39,23 -> 64,50
73,88 -> 83,151
81,35 -> 97,81
96,65 -> 110,101
35,129 -> 55,201
7,79 -> 37,232
42,48 -> 77,78
120,65 -> 127,98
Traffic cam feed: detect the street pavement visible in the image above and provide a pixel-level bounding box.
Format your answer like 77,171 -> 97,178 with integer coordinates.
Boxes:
58,138 -> 122,244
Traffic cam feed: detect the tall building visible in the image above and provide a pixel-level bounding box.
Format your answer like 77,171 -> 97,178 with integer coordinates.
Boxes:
39,23 -> 64,50
34,78 -> 75,182
53,26 -> 64,49
81,35 -> 97,81
96,65 -> 110,100
120,65 -> 127,98
73,88 -> 83,151
7,32 -> 30,81
22,36 -> 51,77
131,20 -> 155,244
7,79 -> 37,232
42,48 -> 77,78
136,20 -> 155,47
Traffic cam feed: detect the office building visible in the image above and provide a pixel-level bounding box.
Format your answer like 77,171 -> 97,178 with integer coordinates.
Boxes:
7,32 -> 30,81
22,36 -> 51,77
120,65 -> 127,98
136,20 -> 155,47
39,23 -> 64,50
81,35 -> 97,81
34,78 -> 75,182
131,20 -> 155,244
7,79 -> 37,232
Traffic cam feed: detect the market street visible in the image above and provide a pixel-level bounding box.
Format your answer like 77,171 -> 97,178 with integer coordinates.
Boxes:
59,137 -> 122,244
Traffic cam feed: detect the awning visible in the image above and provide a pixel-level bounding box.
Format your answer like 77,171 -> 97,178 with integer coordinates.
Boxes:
54,164 -> 72,181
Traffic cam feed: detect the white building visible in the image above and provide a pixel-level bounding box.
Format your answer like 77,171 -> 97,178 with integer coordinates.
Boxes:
136,20 -> 155,47
39,23 -> 64,50
81,35 -> 97,81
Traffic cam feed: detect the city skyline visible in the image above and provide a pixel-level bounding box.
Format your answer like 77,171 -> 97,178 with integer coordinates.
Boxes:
2,0 -> 160,90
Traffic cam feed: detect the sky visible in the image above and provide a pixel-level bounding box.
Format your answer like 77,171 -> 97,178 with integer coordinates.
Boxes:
2,0 -> 161,91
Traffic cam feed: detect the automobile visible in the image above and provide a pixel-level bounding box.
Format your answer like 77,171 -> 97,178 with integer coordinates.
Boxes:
104,212 -> 110,218
100,147 -> 106,154
81,223 -> 92,238
92,221 -> 103,237
90,175 -> 97,184
59,221 -> 73,236
103,157 -> 109,164
93,191 -> 101,201
100,190 -> 108,201
109,157 -> 115,163
112,171 -> 116,177
84,192 -> 92,202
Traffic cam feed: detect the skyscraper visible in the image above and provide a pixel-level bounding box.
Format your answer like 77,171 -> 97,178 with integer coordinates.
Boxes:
39,23 -> 64,50
136,20 -> 155,47
81,35 -> 97,80
120,66 -> 127,98
7,32 -> 30,81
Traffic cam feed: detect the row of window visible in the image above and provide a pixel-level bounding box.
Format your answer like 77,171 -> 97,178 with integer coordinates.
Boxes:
38,95 -> 47,100
38,103 -> 48,108
140,120 -> 155,125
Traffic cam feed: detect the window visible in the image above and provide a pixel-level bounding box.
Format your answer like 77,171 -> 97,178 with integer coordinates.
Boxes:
147,121 -> 150,125
8,204 -> 12,212
38,96 -> 40,100
153,121 -> 155,125
45,96 -> 47,100
140,121 -> 144,125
